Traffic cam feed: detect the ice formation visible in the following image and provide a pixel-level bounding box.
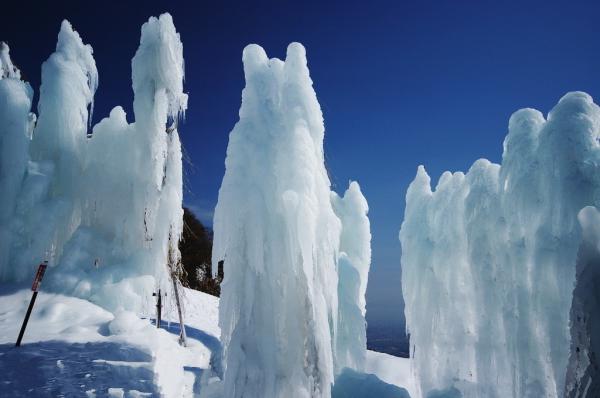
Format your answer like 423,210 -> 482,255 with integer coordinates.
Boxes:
212,42 -> 341,398
400,92 -> 600,398
332,181 -> 371,373
0,14 -> 187,313
213,43 -> 371,398
565,206 -> 600,397
0,43 -> 36,280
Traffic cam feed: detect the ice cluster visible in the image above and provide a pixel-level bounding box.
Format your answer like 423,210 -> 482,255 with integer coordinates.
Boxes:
0,14 -> 187,313
565,206 -> 600,397
212,43 -> 371,397
400,92 -> 600,398
0,42 -> 36,280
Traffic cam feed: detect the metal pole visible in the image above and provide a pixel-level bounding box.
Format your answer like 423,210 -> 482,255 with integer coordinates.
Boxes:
15,291 -> 38,347
16,261 -> 47,347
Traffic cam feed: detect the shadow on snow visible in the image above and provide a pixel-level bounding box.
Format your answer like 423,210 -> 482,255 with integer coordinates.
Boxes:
0,341 -> 158,397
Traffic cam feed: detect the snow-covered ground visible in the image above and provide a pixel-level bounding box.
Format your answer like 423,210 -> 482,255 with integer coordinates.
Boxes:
0,285 -> 218,397
0,285 -> 414,397
365,351 -> 416,397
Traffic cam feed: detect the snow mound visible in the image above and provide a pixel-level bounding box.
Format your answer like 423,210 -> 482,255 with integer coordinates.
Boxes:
332,368 -> 410,398
365,350 -> 417,398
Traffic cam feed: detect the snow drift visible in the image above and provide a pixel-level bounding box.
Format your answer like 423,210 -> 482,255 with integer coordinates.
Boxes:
212,43 -> 372,397
400,92 -> 600,398
0,14 -> 187,313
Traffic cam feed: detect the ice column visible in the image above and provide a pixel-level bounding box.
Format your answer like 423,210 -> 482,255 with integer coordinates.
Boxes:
331,181 -> 371,373
8,21 -> 97,280
212,43 -> 341,398
0,43 -> 35,279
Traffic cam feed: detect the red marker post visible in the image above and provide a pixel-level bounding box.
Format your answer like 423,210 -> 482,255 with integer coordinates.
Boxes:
16,261 -> 48,347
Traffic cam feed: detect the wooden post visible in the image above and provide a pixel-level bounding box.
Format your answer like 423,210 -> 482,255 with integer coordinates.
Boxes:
16,261 -> 48,347
172,278 -> 187,346
153,289 -> 163,328
166,227 -> 186,346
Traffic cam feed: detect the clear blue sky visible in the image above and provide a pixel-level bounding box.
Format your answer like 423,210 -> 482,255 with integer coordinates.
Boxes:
4,0 -> 600,342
